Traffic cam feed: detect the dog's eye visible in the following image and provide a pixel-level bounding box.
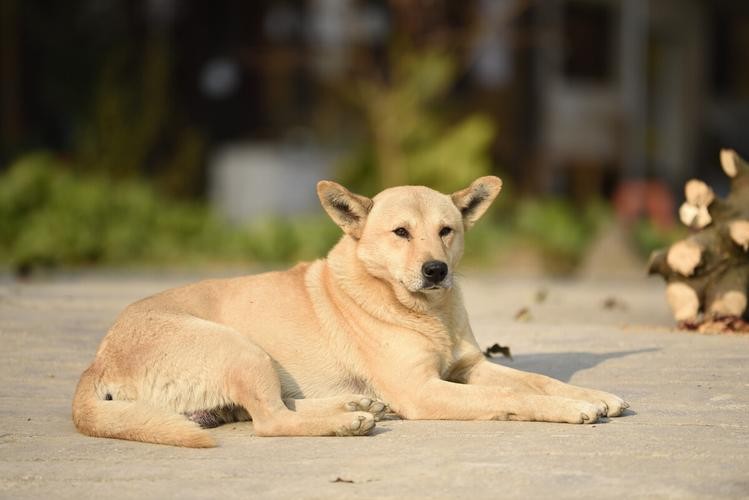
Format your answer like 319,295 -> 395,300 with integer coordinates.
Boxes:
393,227 -> 410,238
439,227 -> 452,237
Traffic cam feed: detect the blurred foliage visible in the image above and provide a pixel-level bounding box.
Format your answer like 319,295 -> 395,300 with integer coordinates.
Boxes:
0,152 -> 666,275
76,46 -> 166,178
631,219 -> 688,258
0,152 -> 341,273
340,51 -> 495,193
0,152 -> 230,270
75,39 -> 205,197
513,198 -> 612,272
0,44 -> 666,276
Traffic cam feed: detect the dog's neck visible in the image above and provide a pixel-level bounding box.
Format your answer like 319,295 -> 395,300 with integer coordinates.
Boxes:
322,236 -> 468,358
325,236 -> 453,318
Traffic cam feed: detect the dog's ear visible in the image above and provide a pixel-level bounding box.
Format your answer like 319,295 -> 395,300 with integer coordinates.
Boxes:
451,176 -> 503,229
317,181 -> 373,239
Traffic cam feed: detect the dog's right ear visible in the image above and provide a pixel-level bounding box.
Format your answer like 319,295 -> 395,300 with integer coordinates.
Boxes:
317,181 -> 373,239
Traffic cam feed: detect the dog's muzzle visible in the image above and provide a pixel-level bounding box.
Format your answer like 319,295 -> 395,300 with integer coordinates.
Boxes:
421,260 -> 448,288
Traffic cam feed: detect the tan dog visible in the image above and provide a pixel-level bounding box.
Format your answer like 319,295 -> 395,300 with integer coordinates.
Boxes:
73,176 -> 628,447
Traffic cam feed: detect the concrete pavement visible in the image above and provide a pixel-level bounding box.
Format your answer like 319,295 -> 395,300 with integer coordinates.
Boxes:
1,272 -> 748,499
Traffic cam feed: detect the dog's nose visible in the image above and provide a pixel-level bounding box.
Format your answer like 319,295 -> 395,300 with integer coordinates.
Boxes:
422,260 -> 448,284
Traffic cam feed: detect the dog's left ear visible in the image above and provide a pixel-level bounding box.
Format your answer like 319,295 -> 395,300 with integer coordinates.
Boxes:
317,180 -> 373,239
451,176 -> 503,229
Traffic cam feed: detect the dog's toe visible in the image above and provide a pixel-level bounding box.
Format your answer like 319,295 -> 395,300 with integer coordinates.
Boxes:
578,403 -> 600,424
335,412 -> 375,436
350,415 -> 364,430
347,397 -> 389,421
597,401 -> 609,417
604,398 -> 629,417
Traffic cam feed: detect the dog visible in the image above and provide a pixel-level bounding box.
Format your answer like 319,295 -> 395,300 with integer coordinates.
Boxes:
73,176 -> 628,447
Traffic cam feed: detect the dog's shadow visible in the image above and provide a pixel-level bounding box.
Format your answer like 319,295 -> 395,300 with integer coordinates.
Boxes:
488,348 -> 658,383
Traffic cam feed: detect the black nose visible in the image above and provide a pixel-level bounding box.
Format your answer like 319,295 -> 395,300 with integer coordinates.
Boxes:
422,260 -> 448,284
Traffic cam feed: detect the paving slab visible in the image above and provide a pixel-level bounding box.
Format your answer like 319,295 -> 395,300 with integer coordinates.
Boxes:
1,272 -> 748,499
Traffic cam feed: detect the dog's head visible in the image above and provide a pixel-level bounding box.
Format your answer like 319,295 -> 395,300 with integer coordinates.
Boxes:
317,176 -> 502,296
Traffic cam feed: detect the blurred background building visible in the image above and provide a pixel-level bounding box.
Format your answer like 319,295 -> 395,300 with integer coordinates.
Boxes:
1,0 -> 749,273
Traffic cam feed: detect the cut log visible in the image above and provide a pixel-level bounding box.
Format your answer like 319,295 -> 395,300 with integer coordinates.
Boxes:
678,180 -> 714,228
650,149 -> 749,327
678,202 -> 711,228
720,149 -> 738,178
666,282 -> 700,321
729,220 -> 749,250
684,179 -> 714,206
666,239 -> 702,276
705,266 -> 749,318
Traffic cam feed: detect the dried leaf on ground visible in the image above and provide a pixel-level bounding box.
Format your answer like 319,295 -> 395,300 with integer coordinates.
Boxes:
534,288 -> 548,303
602,296 -> 628,311
483,343 -> 513,360
514,307 -> 531,322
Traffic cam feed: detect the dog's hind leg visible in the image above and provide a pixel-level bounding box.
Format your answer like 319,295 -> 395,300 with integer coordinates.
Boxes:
223,359 -> 376,436
201,331 -> 376,437
96,313 -> 376,440
283,395 -> 389,421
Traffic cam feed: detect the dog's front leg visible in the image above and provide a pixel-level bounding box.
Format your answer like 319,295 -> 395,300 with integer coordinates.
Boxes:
466,359 -> 629,417
390,377 -> 602,424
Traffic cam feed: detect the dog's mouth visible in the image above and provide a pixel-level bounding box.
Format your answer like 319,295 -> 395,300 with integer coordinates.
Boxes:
420,280 -> 452,292
398,276 -> 452,294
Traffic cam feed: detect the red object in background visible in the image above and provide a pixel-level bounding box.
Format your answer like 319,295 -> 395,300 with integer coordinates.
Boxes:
612,180 -> 676,230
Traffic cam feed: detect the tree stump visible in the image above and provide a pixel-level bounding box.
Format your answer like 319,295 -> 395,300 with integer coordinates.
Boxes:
648,149 -> 749,331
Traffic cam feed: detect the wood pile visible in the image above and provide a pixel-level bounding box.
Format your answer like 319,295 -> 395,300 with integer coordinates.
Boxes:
649,150 -> 749,331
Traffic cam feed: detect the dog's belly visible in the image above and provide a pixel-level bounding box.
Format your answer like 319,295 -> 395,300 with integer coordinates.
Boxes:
274,356 -> 377,400
214,269 -> 381,400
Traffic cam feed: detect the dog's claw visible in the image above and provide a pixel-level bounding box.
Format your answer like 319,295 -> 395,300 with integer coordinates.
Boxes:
599,402 -> 609,416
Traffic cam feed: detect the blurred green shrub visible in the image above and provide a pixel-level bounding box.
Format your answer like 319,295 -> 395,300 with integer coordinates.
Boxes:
512,198 -> 612,272
341,51 -> 495,193
242,216 -> 342,264
75,41 -> 205,197
631,219 -> 687,258
0,153 -> 230,271
0,152 -> 647,276
0,153 -> 347,273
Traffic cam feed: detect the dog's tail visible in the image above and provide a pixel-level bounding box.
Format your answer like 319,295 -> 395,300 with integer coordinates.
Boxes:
72,366 -> 216,448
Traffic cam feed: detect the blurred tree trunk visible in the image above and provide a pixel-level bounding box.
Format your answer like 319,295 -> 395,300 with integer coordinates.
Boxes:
1,0 -> 22,155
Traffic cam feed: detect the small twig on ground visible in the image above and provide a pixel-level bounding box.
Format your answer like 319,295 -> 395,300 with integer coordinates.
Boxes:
330,477 -> 355,484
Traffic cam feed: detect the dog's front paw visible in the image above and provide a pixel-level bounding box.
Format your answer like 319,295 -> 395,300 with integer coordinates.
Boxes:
345,397 -> 389,421
574,401 -> 601,424
335,413 -> 376,436
585,390 -> 629,417
600,394 -> 629,417
536,398 -> 601,424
